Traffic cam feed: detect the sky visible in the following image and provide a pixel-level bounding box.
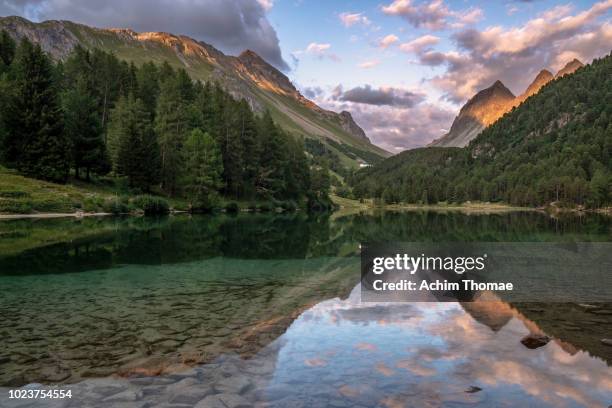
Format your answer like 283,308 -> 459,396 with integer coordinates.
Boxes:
1,0 -> 610,152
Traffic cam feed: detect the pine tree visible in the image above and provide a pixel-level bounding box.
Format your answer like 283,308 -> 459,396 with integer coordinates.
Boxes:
589,169 -> 610,208
108,94 -> 159,191
62,76 -> 109,180
136,61 -> 160,116
256,111 -> 285,198
155,74 -> 192,196
183,129 -> 224,210
0,30 -> 16,72
236,99 -> 260,197
3,38 -> 68,182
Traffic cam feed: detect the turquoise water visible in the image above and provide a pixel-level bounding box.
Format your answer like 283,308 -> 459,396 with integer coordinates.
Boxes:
0,211 -> 610,407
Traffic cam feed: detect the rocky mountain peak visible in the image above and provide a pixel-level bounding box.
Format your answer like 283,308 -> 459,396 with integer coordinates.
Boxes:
234,48 -> 299,98
338,111 -> 369,142
517,69 -> 554,103
429,80 -> 515,148
431,58 -> 587,148
556,58 -> 584,78
461,80 -> 515,120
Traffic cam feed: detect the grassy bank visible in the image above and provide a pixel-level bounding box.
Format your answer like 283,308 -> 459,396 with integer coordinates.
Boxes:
0,167 -> 321,217
331,194 -> 533,213
0,166 -> 185,216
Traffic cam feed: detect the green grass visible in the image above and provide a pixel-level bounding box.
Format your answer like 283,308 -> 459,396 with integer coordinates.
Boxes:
0,166 -> 187,215
0,167 -> 96,214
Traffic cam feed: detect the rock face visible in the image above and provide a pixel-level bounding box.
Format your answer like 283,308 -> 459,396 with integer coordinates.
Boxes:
0,16 -> 377,153
339,111 -> 369,141
556,58 -> 584,78
515,69 -> 554,105
429,81 -> 515,148
430,59 -> 584,148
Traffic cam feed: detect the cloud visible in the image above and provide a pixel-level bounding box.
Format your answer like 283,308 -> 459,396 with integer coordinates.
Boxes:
306,42 -> 331,54
302,86 -> 323,99
416,0 -> 612,103
358,60 -> 381,69
379,34 -> 399,49
302,42 -> 341,61
339,12 -> 371,27
382,0 -> 450,30
381,0 -> 482,30
399,34 -> 439,54
334,84 -> 425,107
0,0 -> 289,71
256,0 -> 274,11
344,103 -> 455,151
455,7 -> 483,26
312,84 -> 452,150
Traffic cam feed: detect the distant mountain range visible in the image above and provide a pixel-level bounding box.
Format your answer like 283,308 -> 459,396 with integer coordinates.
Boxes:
429,59 -> 584,148
0,15 -> 389,166
351,53 -> 611,208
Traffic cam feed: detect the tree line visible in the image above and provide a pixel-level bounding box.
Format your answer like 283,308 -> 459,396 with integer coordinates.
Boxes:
350,53 -> 612,209
0,32 -> 331,210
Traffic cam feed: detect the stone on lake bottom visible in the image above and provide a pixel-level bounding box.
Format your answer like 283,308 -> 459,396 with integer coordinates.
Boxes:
195,393 -> 252,408
520,334 -> 550,349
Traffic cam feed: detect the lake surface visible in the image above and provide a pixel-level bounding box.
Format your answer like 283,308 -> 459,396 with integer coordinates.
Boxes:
0,211 -> 611,407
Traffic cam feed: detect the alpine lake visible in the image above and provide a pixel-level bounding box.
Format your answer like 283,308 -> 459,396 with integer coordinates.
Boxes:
0,210 -> 610,408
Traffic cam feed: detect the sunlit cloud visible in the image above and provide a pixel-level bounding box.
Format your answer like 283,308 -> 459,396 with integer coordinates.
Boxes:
379,34 -> 399,49
339,11 -> 371,27
399,34 -> 440,54
358,60 -> 381,69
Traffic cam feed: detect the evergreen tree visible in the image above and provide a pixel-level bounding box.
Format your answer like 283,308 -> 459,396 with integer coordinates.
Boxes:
108,94 -> 159,191
256,111 -> 285,198
3,38 -> 68,182
183,129 -> 224,209
136,61 -> 160,116
62,76 -> 109,180
0,30 -> 16,72
589,169 -> 610,208
236,99 -> 261,197
155,74 -> 192,196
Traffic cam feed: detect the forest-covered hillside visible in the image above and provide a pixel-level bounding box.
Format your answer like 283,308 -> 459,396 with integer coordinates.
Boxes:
350,53 -> 612,208
0,16 -> 388,168
0,33 -> 332,212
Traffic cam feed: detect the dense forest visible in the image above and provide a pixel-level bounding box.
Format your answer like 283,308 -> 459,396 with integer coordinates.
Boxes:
350,53 -> 612,208
0,32 -> 332,211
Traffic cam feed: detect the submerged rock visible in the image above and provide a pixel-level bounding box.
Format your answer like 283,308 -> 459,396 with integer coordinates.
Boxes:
195,393 -> 251,408
521,334 -> 551,349
601,339 -> 612,347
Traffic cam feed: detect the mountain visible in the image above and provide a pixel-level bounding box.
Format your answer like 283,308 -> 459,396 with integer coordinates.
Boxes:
0,15 -> 388,166
351,53 -> 611,208
429,80 -> 515,148
556,58 -> 584,78
430,59 -> 584,148
515,69 -> 554,104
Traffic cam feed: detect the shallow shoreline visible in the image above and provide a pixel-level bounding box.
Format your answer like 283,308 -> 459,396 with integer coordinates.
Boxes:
0,212 -> 113,220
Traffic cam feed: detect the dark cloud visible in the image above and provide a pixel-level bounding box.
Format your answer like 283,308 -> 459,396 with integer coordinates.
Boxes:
334,84 -> 425,108
302,86 -> 323,99
0,0 -> 289,71
316,91 -> 454,151
349,103 -> 455,151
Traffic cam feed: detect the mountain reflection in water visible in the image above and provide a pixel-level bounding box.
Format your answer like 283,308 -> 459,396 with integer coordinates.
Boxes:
0,211 -> 610,407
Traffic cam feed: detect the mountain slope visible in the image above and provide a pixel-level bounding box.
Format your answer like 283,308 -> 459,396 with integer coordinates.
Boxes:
556,58 -> 584,78
351,53 -> 612,208
429,80 -> 516,148
515,69 -> 554,105
430,59 -> 585,148
0,15 -> 388,166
